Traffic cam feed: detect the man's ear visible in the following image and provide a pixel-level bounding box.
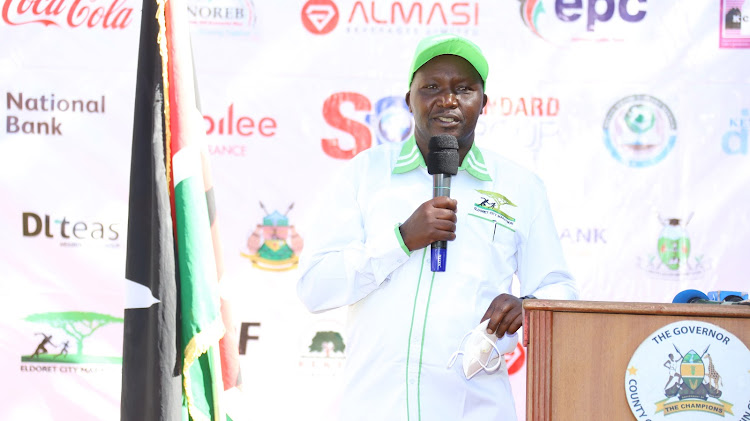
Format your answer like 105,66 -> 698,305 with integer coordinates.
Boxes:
481,94 -> 488,114
405,92 -> 412,113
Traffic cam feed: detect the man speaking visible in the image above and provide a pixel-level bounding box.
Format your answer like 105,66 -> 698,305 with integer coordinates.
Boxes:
297,33 -> 578,420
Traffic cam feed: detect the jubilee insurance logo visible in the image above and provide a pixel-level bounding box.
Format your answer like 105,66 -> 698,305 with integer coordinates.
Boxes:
302,0 -> 339,35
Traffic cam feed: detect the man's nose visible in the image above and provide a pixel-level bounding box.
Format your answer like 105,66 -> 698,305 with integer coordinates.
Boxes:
439,92 -> 458,108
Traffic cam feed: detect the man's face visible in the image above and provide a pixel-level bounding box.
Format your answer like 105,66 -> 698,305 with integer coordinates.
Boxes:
406,54 -> 487,155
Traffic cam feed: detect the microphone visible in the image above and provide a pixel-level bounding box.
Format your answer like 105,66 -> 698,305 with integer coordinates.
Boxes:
426,134 -> 459,272
672,289 -> 750,306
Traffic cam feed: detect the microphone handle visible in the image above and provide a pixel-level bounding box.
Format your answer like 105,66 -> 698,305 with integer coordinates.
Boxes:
431,174 -> 451,272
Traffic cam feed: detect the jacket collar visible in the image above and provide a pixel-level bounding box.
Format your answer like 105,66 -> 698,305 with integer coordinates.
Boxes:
392,135 -> 492,181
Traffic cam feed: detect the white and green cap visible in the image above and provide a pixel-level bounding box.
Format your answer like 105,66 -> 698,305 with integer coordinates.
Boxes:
408,33 -> 489,88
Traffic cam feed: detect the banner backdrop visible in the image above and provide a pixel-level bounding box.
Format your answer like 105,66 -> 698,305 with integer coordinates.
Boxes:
1,1 -> 749,420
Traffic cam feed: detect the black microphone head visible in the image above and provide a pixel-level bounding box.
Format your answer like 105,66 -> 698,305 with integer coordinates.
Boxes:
672,289 -> 710,304
427,135 -> 459,175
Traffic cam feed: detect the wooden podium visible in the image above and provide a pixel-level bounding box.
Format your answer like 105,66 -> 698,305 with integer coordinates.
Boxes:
523,300 -> 750,420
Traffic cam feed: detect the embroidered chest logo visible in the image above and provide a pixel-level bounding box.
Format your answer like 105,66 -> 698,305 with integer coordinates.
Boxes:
470,189 -> 517,230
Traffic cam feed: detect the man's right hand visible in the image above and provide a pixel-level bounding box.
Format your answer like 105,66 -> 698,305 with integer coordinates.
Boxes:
399,197 -> 457,251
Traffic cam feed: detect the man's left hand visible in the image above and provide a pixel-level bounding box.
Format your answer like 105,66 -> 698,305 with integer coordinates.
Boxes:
481,294 -> 523,337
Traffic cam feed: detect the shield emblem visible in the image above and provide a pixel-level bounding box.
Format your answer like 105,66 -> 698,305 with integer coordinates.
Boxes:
680,350 -> 705,390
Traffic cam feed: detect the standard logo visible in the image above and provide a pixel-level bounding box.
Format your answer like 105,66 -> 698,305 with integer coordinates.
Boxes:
625,320 -> 750,419
638,213 -> 708,280
469,189 -> 517,232
240,202 -> 303,271
720,0 -> 750,48
301,0 -> 339,35
603,94 -> 677,167
21,311 -> 123,374
477,95 -> 560,162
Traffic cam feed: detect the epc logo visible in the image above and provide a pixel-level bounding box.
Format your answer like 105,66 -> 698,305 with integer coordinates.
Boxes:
302,0 -> 339,35
520,0 -> 647,43
321,92 -> 413,159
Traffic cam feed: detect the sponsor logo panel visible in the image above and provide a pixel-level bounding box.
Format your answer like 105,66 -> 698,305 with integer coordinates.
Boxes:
20,311 -> 123,375
603,94 -> 677,168
298,321 -> 346,376
637,212 -> 710,281
321,91 -> 413,159
204,103 -> 278,157
720,0 -> 750,48
5,92 -> 107,137
478,95 -> 561,161
1,0 -> 134,29
22,211 -> 122,248
519,0 -> 648,44
723,108 -> 748,155
241,202 -> 303,272
187,0 -> 257,35
301,0 -> 480,37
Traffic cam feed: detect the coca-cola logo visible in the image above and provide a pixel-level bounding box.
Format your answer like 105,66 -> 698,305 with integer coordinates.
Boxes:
2,0 -> 134,28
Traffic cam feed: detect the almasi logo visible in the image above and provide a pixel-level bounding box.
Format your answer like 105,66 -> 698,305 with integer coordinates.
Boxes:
520,0 -> 648,43
301,0 -> 339,34
302,0 -> 479,35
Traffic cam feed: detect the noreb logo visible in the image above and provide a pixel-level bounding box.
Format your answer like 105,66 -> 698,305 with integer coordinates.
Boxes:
520,0 -> 648,43
21,311 -> 123,368
187,0 -> 256,33
22,212 -> 121,247
638,213 -> 709,280
1,0 -> 133,28
625,321 -> 750,420
302,0 -> 339,35
722,108 -> 748,155
603,94 -> 676,167
321,92 -> 413,159
241,202 -> 303,271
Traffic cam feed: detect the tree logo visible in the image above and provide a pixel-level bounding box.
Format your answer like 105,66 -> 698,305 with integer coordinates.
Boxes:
22,312 -> 123,364
298,322 -> 346,375
625,321 -> 750,420
469,189 -> 517,232
241,202 -> 303,271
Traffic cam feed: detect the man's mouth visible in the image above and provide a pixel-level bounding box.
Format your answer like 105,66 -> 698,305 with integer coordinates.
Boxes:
435,116 -> 460,125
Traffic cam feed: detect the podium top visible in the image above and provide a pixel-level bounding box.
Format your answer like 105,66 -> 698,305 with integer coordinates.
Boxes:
523,299 -> 750,319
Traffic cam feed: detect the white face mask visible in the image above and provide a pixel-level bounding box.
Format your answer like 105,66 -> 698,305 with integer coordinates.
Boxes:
446,319 -> 518,380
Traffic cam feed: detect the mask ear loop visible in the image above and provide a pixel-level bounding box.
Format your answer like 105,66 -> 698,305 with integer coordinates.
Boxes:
446,330 -> 473,369
476,334 -> 503,373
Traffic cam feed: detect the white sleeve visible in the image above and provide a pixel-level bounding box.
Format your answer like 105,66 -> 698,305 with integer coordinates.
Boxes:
517,184 -> 579,301
296,159 -> 410,313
